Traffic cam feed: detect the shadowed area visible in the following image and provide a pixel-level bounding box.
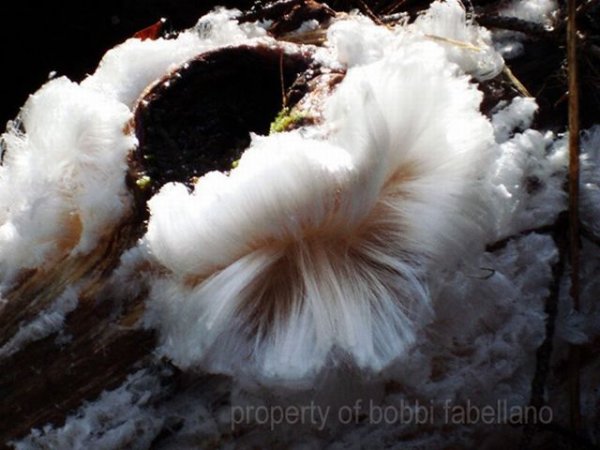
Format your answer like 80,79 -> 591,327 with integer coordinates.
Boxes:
133,45 -> 313,192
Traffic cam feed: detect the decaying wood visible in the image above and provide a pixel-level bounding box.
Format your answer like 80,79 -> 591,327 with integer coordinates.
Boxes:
240,0 -> 336,36
132,45 -> 314,193
0,192 -> 154,446
0,215 -> 136,348
0,0 -> 597,447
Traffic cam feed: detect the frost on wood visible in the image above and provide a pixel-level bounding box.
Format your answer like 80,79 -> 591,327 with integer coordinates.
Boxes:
0,78 -> 134,283
0,0 -> 599,448
0,287 -> 78,358
144,40 -> 495,382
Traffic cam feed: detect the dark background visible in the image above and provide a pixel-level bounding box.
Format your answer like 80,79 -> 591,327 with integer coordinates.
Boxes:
0,1 -> 257,127
2,1 -> 594,130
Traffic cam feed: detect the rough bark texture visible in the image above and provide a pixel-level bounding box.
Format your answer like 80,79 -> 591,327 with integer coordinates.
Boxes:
0,203 -> 152,446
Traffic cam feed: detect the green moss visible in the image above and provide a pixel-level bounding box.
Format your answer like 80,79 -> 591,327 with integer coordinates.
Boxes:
136,175 -> 152,190
269,107 -> 306,134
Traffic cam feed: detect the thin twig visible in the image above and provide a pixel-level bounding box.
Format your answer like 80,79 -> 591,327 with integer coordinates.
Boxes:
280,29 -> 328,45
279,51 -> 287,109
577,0 -> 600,18
503,65 -> 534,98
354,0 -> 385,26
551,0 -> 599,42
424,34 -> 481,51
567,0 -> 582,434
519,214 -> 567,449
380,0 -> 407,16
476,14 -> 556,39
485,223 -> 556,253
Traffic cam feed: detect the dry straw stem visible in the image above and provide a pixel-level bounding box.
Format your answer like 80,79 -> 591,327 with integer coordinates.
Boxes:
354,0 -> 386,25
567,0 -> 582,434
280,28 -> 328,44
503,65 -> 533,98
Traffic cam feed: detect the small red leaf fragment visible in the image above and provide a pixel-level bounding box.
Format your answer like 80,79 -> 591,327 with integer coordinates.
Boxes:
134,18 -> 166,41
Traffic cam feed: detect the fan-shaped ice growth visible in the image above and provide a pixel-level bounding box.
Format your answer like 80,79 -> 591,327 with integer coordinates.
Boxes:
411,0 -> 505,80
0,78 -> 134,284
144,37 -> 495,383
323,0 -> 505,80
486,109 -> 567,238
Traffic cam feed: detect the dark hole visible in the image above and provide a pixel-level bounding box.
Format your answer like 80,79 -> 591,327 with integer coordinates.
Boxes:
132,45 -> 313,193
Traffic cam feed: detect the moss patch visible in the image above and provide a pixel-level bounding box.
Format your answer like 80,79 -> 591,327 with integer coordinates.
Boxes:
269,107 -> 306,134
